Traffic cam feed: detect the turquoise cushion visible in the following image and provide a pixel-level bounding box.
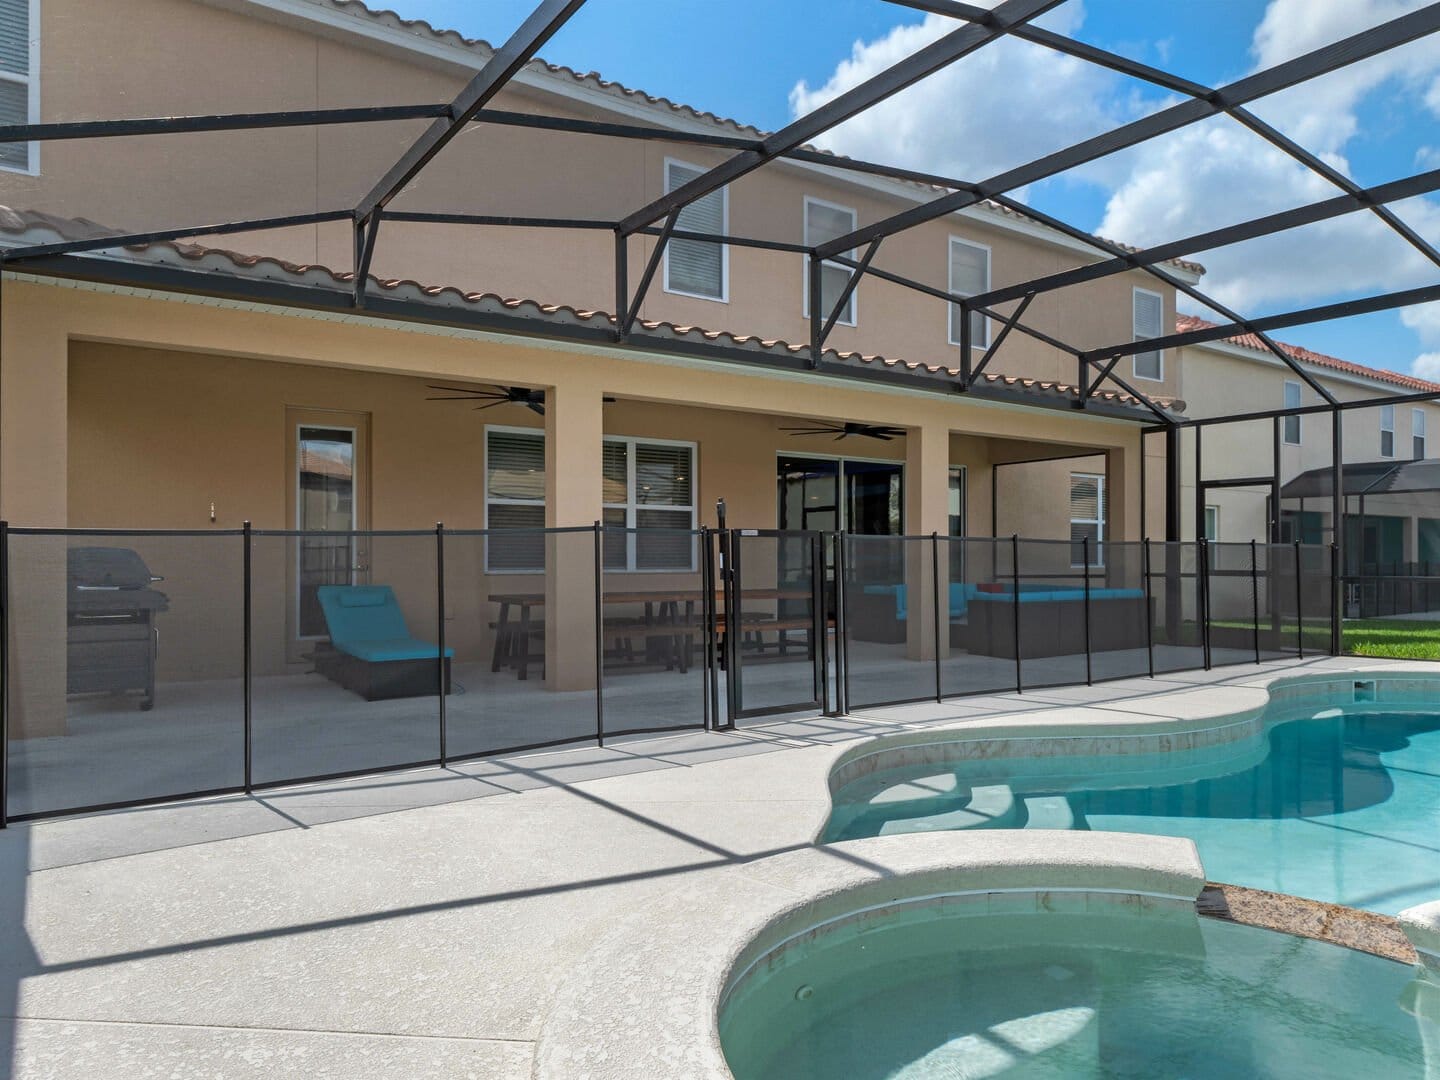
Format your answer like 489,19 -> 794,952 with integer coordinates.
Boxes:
317,585 -> 453,662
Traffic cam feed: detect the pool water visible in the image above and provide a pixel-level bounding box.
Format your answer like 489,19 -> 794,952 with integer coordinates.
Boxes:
720,909 -> 1430,1079
826,710 -> 1440,913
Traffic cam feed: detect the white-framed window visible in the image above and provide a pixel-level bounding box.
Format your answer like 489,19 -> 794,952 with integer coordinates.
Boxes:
1381,404 -> 1396,458
662,158 -> 727,302
0,0 -> 38,174
1415,408 -> 1427,459
1069,472 -> 1105,568
1132,287 -> 1164,381
1283,381 -> 1302,445
1204,505 -> 1219,542
947,237 -> 990,349
602,435 -> 697,571
803,196 -> 858,327
485,426 -> 697,572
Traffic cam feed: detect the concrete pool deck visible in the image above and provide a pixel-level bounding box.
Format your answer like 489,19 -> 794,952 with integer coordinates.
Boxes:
1,654 -> 1436,1079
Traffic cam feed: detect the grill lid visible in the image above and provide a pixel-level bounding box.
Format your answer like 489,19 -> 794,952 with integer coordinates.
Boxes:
67,546 -> 160,591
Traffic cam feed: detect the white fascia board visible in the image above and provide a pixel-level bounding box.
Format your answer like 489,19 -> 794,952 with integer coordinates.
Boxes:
220,0 -> 1201,283
1186,337 -> 1437,401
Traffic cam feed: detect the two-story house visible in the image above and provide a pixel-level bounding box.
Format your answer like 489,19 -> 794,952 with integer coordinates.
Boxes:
1174,315 -> 1440,581
0,0 -> 1209,737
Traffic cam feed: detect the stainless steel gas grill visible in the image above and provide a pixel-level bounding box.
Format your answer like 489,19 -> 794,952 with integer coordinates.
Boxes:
66,547 -> 170,711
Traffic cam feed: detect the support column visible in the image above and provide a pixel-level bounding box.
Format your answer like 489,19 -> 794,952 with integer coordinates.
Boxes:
1,295 -> 69,737
904,423 -> 950,662
544,379 -> 605,691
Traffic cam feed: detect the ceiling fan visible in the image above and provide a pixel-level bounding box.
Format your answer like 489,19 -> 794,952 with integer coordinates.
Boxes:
425,384 -> 615,416
781,420 -> 908,441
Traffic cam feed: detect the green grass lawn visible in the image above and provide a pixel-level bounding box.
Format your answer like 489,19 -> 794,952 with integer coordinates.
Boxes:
1212,618 -> 1440,660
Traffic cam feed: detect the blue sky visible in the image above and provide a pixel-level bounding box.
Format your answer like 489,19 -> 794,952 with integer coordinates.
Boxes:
405,1 -> 1440,375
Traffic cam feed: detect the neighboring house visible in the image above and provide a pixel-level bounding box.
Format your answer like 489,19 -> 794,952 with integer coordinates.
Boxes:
1173,315 -> 1440,571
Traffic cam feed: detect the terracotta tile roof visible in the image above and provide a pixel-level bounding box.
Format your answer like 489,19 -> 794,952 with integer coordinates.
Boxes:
1176,314 -> 1440,394
0,204 -> 1181,417
295,0 -> 1204,277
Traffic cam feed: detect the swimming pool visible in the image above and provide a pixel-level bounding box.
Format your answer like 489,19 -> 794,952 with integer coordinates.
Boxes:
720,905 -> 1431,1079
826,706 -> 1440,913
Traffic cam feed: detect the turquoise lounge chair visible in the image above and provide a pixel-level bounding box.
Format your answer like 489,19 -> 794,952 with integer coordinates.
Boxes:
314,584 -> 453,700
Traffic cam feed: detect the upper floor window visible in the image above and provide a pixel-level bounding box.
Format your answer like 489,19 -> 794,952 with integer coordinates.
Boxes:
1132,288 -> 1163,381
1283,381 -> 1301,445
663,159 -> 727,302
803,196 -> 857,327
1204,505 -> 1219,542
0,0 -> 36,174
1415,408 -> 1427,459
948,238 -> 990,349
1380,404 -> 1395,458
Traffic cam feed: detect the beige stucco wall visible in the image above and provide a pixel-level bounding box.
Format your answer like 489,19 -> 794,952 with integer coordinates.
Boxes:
1,0 -> 1186,403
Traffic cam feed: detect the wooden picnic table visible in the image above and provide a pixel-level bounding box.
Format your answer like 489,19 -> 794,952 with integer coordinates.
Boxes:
487,588 -> 815,680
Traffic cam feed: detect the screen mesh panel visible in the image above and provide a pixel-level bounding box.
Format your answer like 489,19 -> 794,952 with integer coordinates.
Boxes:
248,531 -> 440,785
939,537 -> 1022,699
1148,542 -> 1206,674
842,534 -> 936,709
727,531 -> 822,717
1086,541 -> 1152,682
601,528 -> 709,735
442,528 -> 600,759
1015,539 -> 1089,690
5,530 -> 244,818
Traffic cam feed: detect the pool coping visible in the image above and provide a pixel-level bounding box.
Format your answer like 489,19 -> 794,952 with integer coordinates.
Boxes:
810,666 -> 1440,843
531,831 -> 1206,1080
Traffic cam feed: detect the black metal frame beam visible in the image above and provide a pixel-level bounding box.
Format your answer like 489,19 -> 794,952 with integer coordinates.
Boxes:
1,210 -> 353,261
1084,280 -> 1440,363
354,0 -> 586,222
0,104 -> 450,142
971,169 -> 1440,311
888,0 -> 1440,276
814,8 -> 1440,259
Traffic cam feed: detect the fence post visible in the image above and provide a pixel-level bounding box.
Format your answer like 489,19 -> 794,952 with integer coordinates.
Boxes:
0,519 -> 8,828
593,521 -> 605,747
699,526 -> 712,731
1250,538 -> 1261,665
1142,538 -> 1155,679
1294,538 -> 1304,660
1011,534 -> 1022,694
836,532 -> 850,715
1330,542 -> 1341,657
813,532 -> 828,715
931,532 -> 942,704
1082,535 -> 1093,686
1199,539 -> 1212,671
435,523 -> 447,767
242,520 -> 252,794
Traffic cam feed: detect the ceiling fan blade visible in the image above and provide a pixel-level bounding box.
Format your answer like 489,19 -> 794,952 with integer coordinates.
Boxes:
526,401 -> 546,416
866,433 -> 894,441
429,394 -> 498,401
472,400 -> 511,410
427,384 -> 485,395
834,433 -> 848,441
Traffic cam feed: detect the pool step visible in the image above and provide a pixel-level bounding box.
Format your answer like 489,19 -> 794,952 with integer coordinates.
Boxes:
877,784 -> 1016,835
1023,796 -> 1075,831
868,772 -> 958,805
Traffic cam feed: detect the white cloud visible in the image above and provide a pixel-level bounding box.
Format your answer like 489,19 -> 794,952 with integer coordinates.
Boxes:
792,0 -> 1440,374
788,4 -> 1142,190
1413,352 -> 1440,379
